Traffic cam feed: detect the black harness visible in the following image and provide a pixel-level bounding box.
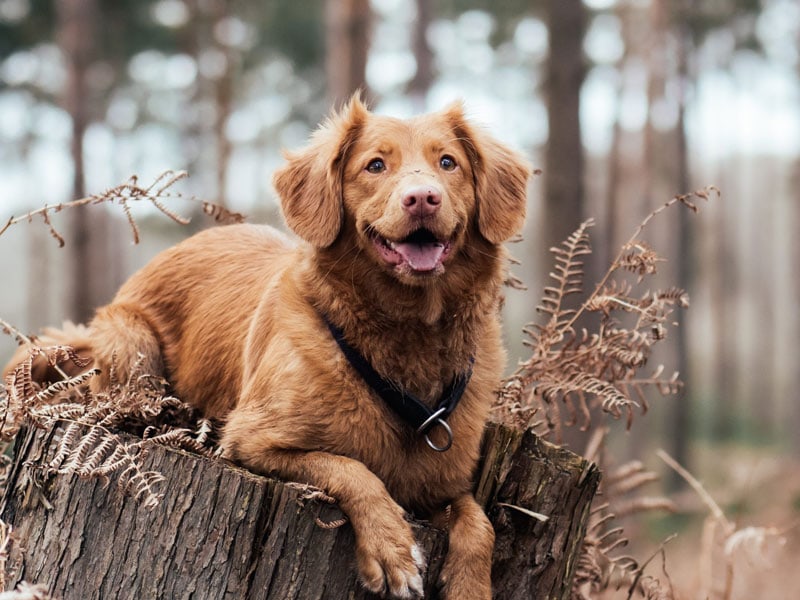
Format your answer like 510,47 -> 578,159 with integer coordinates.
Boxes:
322,316 -> 473,452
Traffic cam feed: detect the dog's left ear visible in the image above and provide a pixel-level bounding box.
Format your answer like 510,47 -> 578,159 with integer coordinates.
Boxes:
445,103 -> 531,244
273,95 -> 369,247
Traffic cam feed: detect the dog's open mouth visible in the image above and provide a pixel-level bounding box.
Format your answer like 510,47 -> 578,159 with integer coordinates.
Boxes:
370,228 -> 453,273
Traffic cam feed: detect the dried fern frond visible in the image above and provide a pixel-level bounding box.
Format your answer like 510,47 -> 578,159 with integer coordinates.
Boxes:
496,187 -> 717,436
140,425 -> 219,458
30,369 -> 99,406
537,218 -> 594,333
0,171 -> 246,245
2,349 -> 100,440
0,319 -> 39,350
570,429 -> 677,599
287,481 -> 339,505
1,344 -> 211,509
624,535 -> 676,600
0,319 -> 72,382
118,462 -> 165,510
201,201 -> 247,225
616,241 -> 663,280
36,421 -> 164,508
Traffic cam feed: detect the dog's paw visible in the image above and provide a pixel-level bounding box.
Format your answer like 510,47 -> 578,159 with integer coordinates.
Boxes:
357,539 -> 426,599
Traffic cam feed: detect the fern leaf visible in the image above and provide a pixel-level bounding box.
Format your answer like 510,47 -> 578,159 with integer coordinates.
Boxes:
118,198 -> 140,244
60,427 -> 102,473
615,241 -> 663,278
89,445 -> 130,475
201,201 -> 246,225
119,463 -> 164,510
77,433 -> 118,477
30,403 -> 87,422
10,355 -> 35,403
48,422 -> 83,471
45,345 -> 92,370
536,219 -> 594,327
31,369 -> 98,404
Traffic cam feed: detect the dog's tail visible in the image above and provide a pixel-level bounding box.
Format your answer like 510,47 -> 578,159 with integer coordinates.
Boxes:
2,321 -> 95,385
4,306 -> 164,393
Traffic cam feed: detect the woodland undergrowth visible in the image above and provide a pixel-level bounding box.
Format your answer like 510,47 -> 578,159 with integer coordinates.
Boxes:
0,172 -> 236,597
0,175 -> 783,599
488,185 -> 789,599
491,189 -> 713,599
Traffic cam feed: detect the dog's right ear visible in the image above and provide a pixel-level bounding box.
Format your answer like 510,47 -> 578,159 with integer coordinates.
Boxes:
273,95 -> 368,248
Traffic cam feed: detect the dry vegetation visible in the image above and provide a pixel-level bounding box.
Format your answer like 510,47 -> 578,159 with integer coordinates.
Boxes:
490,188 -> 715,599
0,173 -> 231,596
494,198 -> 695,437
0,176 -> 794,599
0,170 -> 245,247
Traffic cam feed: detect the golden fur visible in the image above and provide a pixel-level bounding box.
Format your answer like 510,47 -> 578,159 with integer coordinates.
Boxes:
5,97 -> 531,599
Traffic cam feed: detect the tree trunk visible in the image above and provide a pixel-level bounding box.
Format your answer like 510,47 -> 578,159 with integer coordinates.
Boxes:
57,0 -> 98,325
543,0 -> 589,455
2,422 -> 599,599
407,0 -> 434,110
543,0 -> 586,254
325,0 -> 372,106
710,157 -> 738,441
211,0 -> 235,209
667,8 -> 693,490
793,159 -> 800,456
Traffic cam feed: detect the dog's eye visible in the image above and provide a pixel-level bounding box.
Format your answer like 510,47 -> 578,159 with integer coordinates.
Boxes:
439,155 -> 457,171
366,158 -> 386,174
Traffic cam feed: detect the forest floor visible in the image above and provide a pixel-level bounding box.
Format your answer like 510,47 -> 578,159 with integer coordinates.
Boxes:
623,442 -> 800,599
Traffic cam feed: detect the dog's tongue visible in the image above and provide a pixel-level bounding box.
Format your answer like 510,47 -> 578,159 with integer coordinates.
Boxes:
393,242 -> 445,271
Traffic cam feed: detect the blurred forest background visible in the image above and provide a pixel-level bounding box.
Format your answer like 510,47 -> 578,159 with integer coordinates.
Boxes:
0,0 -> 799,594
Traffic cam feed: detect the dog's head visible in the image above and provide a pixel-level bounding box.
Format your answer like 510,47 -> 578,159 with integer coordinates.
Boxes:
273,96 -> 531,286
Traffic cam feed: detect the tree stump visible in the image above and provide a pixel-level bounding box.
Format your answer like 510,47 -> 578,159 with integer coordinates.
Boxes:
1,422 -> 599,599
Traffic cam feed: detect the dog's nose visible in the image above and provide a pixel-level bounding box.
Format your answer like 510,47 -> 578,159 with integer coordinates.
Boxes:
401,185 -> 442,218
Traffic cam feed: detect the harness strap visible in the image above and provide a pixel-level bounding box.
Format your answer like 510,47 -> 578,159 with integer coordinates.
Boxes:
322,315 -> 473,452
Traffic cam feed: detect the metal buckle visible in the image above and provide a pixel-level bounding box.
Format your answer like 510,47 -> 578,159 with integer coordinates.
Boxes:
416,407 -> 453,452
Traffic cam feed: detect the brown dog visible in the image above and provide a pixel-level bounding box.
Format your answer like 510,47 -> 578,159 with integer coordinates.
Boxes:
9,97 -> 530,598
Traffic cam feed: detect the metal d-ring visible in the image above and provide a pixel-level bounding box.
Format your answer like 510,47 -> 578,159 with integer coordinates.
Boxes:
417,407 -> 453,452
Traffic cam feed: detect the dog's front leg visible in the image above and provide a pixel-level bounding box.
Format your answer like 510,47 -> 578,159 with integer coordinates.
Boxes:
223,435 -> 425,599
435,493 -> 494,600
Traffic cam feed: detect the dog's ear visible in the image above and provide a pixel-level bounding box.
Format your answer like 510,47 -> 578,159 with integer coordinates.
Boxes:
445,102 -> 531,244
273,94 -> 368,247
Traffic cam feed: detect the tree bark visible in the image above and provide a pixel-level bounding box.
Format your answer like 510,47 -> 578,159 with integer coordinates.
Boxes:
2,422 -> 599,599
210,0 -> 235,209
710,157 -> 738,441
407,0 -> 434,110
667,7 -> 693,490
325,0 -> 372,106
543,0 -> 586,253
57,0 -> 98,325
543,0 -> 589,455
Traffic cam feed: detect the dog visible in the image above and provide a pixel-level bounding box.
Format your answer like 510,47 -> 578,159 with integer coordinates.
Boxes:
6,96 -> 531,599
